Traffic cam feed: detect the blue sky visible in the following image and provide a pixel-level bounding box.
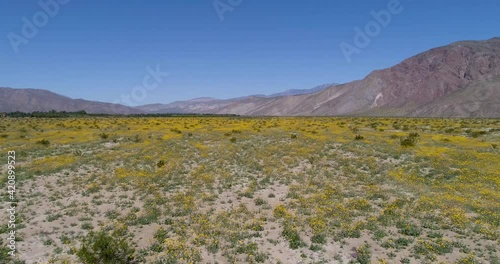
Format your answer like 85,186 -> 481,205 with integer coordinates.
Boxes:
1,0 -> 499,106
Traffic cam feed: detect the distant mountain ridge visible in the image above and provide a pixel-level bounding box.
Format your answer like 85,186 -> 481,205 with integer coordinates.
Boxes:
266,83 -> 338,97
1,38 -> 499,117
0,87 -> 143,114
136,83 -> 338,114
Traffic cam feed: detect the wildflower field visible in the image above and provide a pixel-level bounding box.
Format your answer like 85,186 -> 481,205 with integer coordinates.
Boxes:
0,117 -> 498,263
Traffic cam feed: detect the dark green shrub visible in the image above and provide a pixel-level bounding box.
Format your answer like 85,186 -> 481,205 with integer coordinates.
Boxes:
157,160 -> 166,168
309,244 -> 322,252
77,230 -> 136,264
311,233 -> 327,244
469,130 -> 487,138
36,139 -> 50,146
153,227 -> 169,243
398,222 -> 421,237
282,224 -> 305,249
400,133 -> 419,147
408,132 -> 420,138
354,134 -> 364,140
170,128 -> 182,134
352,244 -> 371,264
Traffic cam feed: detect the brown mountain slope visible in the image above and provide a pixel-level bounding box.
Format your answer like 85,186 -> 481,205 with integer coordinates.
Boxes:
135,84 -> 337,114
0,88 -> 143,114
212,38 -> 500,117
406,77 -> 500,117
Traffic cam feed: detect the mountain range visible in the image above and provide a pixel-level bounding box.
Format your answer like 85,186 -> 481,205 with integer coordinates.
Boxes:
1,38 -> 499,117
0,88 -> 142,114
135,83 -> 339,114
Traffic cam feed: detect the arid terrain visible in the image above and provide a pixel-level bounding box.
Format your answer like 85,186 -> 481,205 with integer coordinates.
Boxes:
0,116 -> 498,263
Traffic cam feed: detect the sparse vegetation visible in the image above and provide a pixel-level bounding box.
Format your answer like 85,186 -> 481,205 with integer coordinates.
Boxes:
1,117 -> 498,263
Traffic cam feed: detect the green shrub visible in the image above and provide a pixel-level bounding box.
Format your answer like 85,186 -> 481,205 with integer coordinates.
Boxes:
400,133 -> 419,147
170,128 -> 182,134
77,230 -> 136,264
311,233 -> 327,244
157,160 -> 166,168
354,134 -> 364,140
36,139 -> 50,146
309,244 -> 323,252
254,198 -> 266,206
282,224 -> 305,249
397,221 -> 421,237
352,244 -> 371,264
469,130 -> 487,138
81,222 -> 93,230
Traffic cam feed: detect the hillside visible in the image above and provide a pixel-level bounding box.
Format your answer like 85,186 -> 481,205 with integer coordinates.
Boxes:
0,88 -> 143,114
210,38 -> 500,117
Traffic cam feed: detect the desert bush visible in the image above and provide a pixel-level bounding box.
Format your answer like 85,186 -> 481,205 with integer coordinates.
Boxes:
77,230 -> 136,264
36,139 -> 50,146
157,160 -> 166,168
170,128 -> 182,134
311,233 -> 327,244
468,130 -> 487,138
281,222 -> 305,249
400,133 -> 419,147
352,244 -> 371,264
354,134 -> 364,140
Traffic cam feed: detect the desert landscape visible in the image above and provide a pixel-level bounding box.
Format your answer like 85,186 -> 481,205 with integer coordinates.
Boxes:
0,116 -> 498,263
2,1 -> 500,263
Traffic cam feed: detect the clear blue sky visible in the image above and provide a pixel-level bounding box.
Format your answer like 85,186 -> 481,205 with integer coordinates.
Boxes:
1,0 -> 499,106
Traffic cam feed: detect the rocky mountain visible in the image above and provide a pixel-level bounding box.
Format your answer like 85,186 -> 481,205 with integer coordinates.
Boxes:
206,38 -> 500,117
135,83 -> 337,114
0,88 -> 143,114
135,97 -> 238,114
266,83 -> 338,97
